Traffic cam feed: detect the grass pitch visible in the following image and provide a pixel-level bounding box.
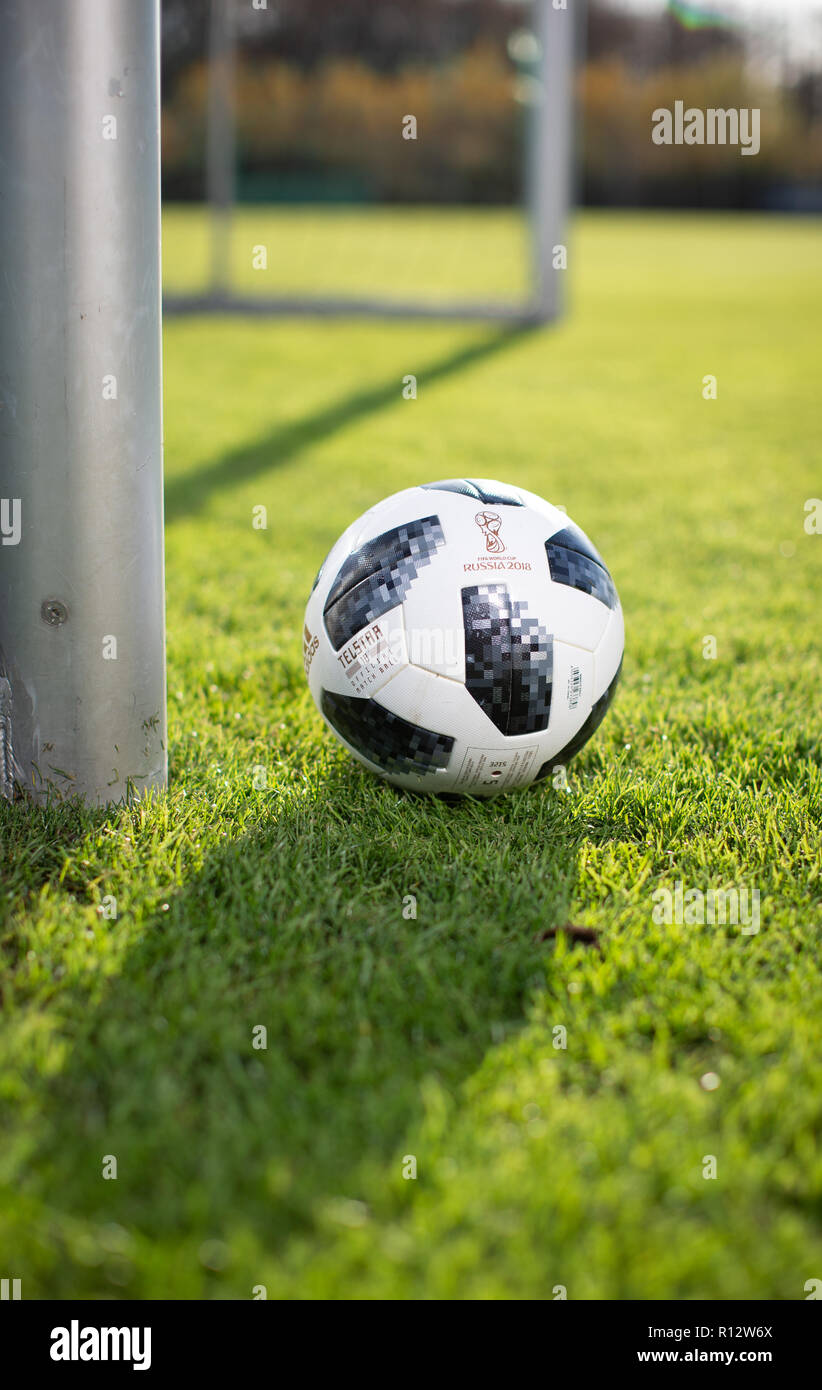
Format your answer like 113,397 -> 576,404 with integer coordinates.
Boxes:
1,210 -> 820,1299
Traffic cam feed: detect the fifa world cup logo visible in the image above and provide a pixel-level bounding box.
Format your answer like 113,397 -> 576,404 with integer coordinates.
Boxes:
475,510 -> 505,554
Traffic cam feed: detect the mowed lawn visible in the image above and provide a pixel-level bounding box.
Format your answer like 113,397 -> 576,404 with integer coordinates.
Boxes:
1,210 -> 820,1299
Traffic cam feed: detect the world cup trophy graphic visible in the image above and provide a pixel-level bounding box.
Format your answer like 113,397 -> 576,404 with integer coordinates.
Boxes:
475,510 -> 505,554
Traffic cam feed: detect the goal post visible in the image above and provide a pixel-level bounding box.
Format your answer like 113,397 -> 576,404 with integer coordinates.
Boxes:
165,0 -> 582,323
0,0 -> 167,807
530,0 -> 577,321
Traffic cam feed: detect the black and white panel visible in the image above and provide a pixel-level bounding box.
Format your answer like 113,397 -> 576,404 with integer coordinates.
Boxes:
421,478 -> 525,507
533,656 -> 623,780
321,689 -> 454,779
545,525 -> 618,611
461,584 -> 553,736
323,515 -> 445,650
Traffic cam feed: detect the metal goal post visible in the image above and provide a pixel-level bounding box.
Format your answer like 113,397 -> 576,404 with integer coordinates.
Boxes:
165,0 -> 581,324
0,0 -> 167,807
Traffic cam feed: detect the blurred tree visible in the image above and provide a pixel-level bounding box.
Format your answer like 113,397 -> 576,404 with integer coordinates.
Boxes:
162,0 -> 529,84
586,0 -> 742,73
160,0 -> 822,208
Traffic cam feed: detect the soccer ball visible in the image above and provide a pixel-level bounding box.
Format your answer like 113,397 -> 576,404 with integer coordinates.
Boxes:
303,479 -> 624,796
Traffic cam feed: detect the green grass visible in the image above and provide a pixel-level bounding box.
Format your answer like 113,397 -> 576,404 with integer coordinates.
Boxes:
162,203 -> 531,300
1,208 -> 821,1299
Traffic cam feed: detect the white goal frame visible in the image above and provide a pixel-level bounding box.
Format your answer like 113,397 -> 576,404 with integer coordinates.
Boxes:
164,0 -> 581,324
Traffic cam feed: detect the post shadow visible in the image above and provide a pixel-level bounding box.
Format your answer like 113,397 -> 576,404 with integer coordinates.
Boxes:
164,324 -> 539,523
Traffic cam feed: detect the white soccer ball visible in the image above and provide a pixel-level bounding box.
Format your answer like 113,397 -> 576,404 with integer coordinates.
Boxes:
303,479 -> 624,796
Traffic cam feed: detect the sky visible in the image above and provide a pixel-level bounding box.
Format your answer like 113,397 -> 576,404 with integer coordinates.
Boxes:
612,0 -> 822,70
616,0 -> 818,12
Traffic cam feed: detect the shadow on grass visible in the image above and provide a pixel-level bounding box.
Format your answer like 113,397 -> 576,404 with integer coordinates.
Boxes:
5,318 -> 623,1291
10,771 -> 641,1295
0,798 -> 111,906
2,324 -> 536,894
164,323 -> 538,523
